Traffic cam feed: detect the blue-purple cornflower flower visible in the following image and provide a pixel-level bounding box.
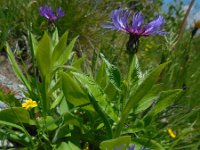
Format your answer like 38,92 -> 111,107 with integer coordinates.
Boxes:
114,144 -> 150,150
103,8 -> 167,54
39,5 -> 64,22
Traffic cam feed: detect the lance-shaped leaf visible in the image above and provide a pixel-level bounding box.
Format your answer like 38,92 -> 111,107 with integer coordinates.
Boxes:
52,31 -> 69,66
73,72 -> 118,122
52,28 -> 59,47
114,62 -> 169,137
30,33 -> 38,57
135,84 -> 162,114
57,36 -> 78,66
6,43 -> 31,91
36,32 -> 52,78
100,53 -> 121,91
127,54 -> 143,83
149,89 -> 182,116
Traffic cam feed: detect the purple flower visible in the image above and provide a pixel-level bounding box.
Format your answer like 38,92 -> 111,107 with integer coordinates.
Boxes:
103,8 -> 167,36
114,144 -> 149,150
103,8 -> 167,54
39,5 -> 64,22
128,145 -> 135,150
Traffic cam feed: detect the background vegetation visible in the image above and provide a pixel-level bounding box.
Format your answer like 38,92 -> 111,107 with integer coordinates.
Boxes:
0,0 -> 199,149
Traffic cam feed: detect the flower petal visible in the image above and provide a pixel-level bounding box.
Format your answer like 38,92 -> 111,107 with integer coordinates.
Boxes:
143,15 -> 167,35
56,7 -> 65,18
40,5 -> 54,19
106,8 -> 129,32
131,12 -> 144,33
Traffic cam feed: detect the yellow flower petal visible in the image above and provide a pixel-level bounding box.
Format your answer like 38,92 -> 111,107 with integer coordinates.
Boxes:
22,99 -> 38,110
167,128 -> 176,138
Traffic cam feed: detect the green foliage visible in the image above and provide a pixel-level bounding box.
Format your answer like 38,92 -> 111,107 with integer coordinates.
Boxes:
0,108 -> 30,123
1,0 -> 200,149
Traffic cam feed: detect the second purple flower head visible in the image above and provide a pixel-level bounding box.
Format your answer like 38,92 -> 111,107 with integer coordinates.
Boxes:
39,5 -> 64,22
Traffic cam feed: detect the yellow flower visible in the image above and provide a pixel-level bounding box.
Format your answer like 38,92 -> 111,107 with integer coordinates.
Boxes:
194,21 -> 200,29
22,99 -> 38,110
167,128 -> 176,138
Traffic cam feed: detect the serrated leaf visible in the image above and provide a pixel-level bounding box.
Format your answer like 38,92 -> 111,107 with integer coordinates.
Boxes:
100,54 -> 121,91
73,72 -> 118,122
127,54 -> 143,83
96,63 -> 108,89
124,62 -> 169,114
114,62 -> 169,137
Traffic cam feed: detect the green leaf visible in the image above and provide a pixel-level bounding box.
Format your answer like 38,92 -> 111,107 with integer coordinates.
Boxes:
127,54 -> 142,83
57,142 -> 80,150
124,62 -> 169,115
0,129 -> 30,146
30,33 -> 38,57
52,31 -> 69,66
114,62 -> 169,137
61,72 -> 93,111
100,54 -> 121,91
53,112 -> 82,142
0,120 -> 32,144
96,63 -> 108,89
149,89 -> 182,116
62,112 -> 82,127
51,93 -> 64,109
134,137 -> 165,150
58,36 -> 78,66
37,116 -> 58,131
36,32 -> 52,77
73,72 -> 118,122
71,55 -> 85,71
88,94 -> 113,139
6,43 -> 31,91
0,107 -> 30,123
135,84 -> 161,114
52,28 -> 59,47
100,136 -> 131,150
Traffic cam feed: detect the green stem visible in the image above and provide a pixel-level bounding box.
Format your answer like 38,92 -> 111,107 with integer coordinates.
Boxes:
114,53 -> 135,138
88,94 -> 113,139
127,53 -> 135,82
113,112 -> 127,138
